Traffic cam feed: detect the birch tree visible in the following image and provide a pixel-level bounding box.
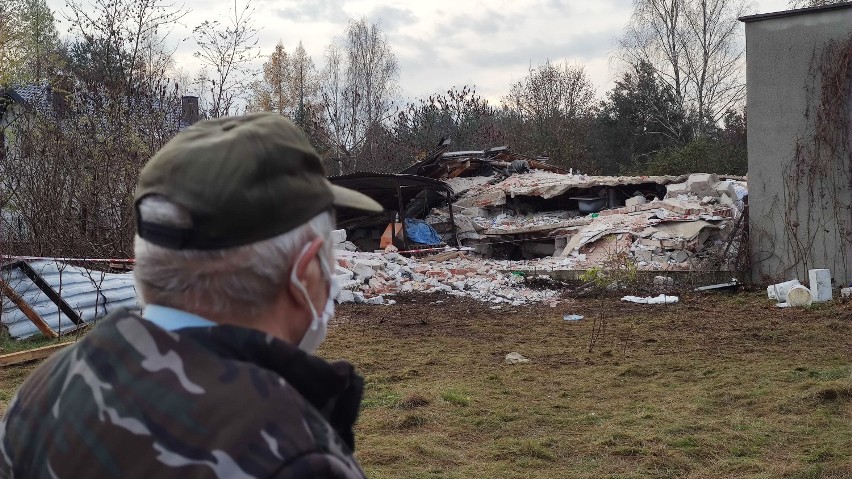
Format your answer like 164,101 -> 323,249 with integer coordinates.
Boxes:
319,18 -> 399,173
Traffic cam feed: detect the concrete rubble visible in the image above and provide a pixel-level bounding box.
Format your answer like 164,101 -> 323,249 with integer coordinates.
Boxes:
331,227 -> 571,306
426,171 -> 747,270
332,247 -> 562,306
329,147 -> 749,306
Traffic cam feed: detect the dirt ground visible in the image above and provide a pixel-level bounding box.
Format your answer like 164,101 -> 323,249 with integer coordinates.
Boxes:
2,292 -> 850,478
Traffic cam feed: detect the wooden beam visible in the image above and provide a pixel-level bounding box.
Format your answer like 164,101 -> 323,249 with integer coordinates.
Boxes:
0,342 -> 69,367
17,262 -> 83,325
0,277 -> 59,339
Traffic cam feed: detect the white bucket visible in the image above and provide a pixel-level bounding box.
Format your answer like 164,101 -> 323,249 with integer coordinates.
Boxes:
808,269 -> 832,303
787,285 -> 813,307
767,279 -> 801,302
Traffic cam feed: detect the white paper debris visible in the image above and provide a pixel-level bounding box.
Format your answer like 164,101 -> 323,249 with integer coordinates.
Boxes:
621,294 -> 680,305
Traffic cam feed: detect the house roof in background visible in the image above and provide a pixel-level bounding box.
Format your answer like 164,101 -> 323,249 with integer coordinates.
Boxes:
0,85 -> 54,116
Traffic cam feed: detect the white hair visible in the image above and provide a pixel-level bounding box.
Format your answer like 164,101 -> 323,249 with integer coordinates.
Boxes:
134,195 -> 334,317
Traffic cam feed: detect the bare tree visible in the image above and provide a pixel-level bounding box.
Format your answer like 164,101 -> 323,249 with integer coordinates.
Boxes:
319,18 -> 399,173
193,0 -> 260,118
504,60 -> 595,122
501,60 -> 595,166
0,0 -> 186,259
65,0 -> 187,99
681,0 -> 747,131
319,43 -> 354,175
619,0 -> 747,135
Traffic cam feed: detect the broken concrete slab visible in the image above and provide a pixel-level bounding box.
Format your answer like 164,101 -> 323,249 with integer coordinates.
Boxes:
352,263 -> 376,279
686,173 -> 720,197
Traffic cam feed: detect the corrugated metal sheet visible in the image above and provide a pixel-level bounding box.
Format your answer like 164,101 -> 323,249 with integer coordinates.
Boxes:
1,260 -> 139,339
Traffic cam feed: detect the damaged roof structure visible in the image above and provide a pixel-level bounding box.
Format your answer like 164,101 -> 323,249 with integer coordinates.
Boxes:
333,145 -> 748,275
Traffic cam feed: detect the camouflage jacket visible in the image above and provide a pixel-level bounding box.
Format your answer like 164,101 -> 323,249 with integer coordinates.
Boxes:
0,309 -> 366,479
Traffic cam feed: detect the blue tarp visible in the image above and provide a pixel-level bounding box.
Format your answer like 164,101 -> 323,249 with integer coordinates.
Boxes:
405,218 -> 442,245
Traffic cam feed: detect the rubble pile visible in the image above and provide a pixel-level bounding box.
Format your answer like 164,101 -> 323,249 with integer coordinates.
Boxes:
331,230 -> 561,305
329,145 -> 748,296
425,171 -> 747,270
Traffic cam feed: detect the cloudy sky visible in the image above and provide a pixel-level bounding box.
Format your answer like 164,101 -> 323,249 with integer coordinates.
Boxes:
46,0 -> 791,103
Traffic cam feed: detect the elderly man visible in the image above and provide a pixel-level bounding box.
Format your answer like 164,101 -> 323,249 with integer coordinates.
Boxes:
0,113 -> 382,478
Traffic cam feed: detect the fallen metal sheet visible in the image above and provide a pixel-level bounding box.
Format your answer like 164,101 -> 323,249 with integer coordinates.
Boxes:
1,260 -> 139,339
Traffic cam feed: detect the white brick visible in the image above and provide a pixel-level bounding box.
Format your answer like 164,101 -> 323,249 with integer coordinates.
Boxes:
330,229 -> 347,244
365,295 -> 385,305
336,290 -> 355,303
352,264 -> 375,279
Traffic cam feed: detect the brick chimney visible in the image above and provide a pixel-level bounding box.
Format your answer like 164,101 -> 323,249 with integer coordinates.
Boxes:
181,96 -> 199,126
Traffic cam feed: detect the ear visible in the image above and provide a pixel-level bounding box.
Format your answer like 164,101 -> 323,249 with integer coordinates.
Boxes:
288,237 -> 325,308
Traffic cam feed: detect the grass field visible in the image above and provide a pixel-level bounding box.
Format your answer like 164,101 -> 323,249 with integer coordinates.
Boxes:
1,292 -> 850,478
325,293 -> 851,479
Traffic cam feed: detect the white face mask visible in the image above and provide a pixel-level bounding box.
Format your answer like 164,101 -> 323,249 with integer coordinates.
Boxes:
290,242 -> 339,354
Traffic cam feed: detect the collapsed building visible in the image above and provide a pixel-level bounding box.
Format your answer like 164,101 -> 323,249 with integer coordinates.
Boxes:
330,146 -> 748,273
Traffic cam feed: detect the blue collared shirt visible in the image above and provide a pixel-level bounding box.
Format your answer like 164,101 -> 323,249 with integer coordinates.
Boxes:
142,304 -> 216,331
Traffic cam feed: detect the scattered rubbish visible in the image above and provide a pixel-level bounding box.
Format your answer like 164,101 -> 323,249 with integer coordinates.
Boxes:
505,352 -> 530,364
840,287 -> 852,299
786,285 -> 813,307
767,279 -> 801,302
694,280 -> 741,293
653,276 -> 674,287
563,314 -> 584,321
808,269 -> 832,303
621,294 -> 680,305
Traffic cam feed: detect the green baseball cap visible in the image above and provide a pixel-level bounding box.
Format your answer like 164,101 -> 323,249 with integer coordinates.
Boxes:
134,113 -> 382,250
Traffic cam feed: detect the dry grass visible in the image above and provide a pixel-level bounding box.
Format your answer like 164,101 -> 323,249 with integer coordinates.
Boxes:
1,292 -> 850,478
321,293 -> 852,479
